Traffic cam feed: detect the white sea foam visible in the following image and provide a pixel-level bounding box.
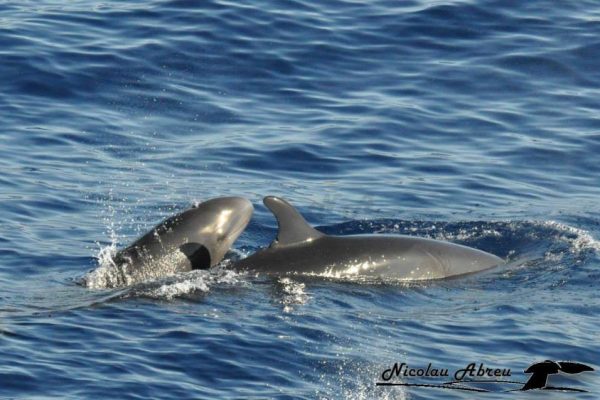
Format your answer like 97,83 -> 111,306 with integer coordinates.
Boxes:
277,277 -> 309,312
142,267 -> 242,300
414,219 -> 599,255
540,220 -> 600,253
82,240 -> 122,289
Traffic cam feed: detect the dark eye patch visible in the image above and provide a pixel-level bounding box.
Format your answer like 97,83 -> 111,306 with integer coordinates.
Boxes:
179,242 -> 211,270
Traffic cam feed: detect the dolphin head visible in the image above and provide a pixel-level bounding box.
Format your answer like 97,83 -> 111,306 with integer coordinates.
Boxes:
178,196 -> 254,268
88,196 -> 253,289
431,241 -> 505,278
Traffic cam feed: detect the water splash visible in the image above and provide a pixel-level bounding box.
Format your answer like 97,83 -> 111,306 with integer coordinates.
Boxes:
128,265 -> 243,300
315,360 -> 408,400
276,277 -> 309,312
82,243 -> 121,289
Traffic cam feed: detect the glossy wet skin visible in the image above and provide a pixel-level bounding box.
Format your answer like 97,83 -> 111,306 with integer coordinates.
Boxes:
99,197 -> 253,287
233,196 -> 504,280
234,234 -> 504,279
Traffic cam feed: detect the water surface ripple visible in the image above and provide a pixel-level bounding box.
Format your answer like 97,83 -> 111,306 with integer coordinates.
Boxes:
0,0 -> 599,398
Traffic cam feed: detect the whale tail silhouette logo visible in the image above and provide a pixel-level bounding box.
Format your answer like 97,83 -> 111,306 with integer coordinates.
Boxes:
521,360 -> 594,391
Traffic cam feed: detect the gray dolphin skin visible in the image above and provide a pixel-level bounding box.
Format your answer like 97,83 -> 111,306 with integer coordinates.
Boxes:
233,196 -> 505,280
87,197 -> 253,288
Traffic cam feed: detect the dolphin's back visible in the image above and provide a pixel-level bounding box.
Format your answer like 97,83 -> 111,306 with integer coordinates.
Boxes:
233,196 -> 504,280
235,234 -> 504,280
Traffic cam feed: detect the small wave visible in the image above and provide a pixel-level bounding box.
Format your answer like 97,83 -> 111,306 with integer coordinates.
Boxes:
129,265 -> 243,300
538,220 -> 600,253
347,218 -> 599,258
427,220 -> 599,266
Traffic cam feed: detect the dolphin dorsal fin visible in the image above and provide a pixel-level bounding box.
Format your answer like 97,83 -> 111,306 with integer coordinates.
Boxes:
263,196 -> 324,247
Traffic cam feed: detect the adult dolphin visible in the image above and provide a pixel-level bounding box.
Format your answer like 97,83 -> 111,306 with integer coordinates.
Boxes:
233,196 -> 504,280
84,196 -> 253,288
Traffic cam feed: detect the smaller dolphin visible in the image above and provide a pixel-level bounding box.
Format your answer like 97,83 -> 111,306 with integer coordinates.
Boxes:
85,197 -> 253,288
233,196 -> 504,280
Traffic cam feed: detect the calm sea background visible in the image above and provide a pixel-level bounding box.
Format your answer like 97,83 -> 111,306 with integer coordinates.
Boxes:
1,0 -> 599,398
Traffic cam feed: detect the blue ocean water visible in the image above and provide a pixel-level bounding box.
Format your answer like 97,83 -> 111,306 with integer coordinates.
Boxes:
1,0 -> 599,398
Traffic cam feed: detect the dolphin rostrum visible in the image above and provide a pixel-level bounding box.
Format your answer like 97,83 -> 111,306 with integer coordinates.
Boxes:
84,196 -> 253,288
233,196 -> 504,280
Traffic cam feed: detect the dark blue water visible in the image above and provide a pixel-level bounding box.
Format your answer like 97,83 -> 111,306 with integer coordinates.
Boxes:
1,0 -> 599,398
